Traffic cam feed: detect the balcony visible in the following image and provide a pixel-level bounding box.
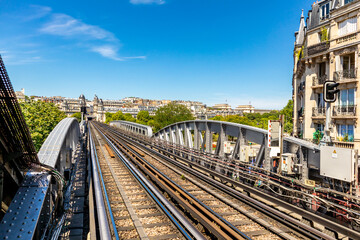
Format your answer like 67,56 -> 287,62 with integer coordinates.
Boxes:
334,69 -> 357,81
312,74 -> 327,86
298,107 -> 304,118
333,141 -> 354,149
307,42 -> 330,56
312,107 -> 326,117
332,105 -> 356,117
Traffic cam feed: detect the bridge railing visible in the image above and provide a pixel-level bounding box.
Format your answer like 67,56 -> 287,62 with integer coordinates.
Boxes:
153,120 -> 319,173
110,120 -> 153,137
0,118 -> 81,240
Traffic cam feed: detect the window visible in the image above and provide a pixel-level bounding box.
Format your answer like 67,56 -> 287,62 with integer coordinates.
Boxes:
345,0 -> 354,5
320,3 -> 330,20
319,62 -> 326,77
338,17 -> 357,36
316,124 -> 324,132
317,93 -> 325,108
342,54 -> 355,71
337,124 -> 354,141
339,88 -> 355,106
335,53 -> 355,77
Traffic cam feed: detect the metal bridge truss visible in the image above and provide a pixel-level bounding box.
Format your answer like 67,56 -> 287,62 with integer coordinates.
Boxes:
0,118 -> 81,239
110,120 -> 153,137
109,120 -> 320,182
153,120 -> 320,180
111,120 -> 360,228
0,55 -> 39,214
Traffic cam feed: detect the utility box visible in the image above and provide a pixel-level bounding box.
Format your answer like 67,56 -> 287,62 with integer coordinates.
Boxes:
223,141 -> 233,154
281,153 -> 296,174
268,120 -> 281,158
240,146 -> 250,162
320,146 -> 357,182
293,164 -> 302,174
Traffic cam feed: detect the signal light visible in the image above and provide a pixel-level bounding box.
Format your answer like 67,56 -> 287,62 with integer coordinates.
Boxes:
323,81 -> 339,103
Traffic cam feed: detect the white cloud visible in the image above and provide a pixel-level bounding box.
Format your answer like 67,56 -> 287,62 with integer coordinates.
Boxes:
40,14 -> 116,42
91,45 -> 146,61
24,5 -> 52,21
130,0 -> 165,5
38,12 -> 145,61
1,55 -> 43,65
91,45 -> 122,61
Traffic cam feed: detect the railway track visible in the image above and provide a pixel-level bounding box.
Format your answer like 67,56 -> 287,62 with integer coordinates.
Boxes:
92,122 -> 252,240
94,121 -> 354,240
90,123 -> 203,240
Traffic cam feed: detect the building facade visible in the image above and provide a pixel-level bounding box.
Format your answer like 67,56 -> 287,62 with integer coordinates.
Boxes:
236,105 -> 255,113
293,0 -> 360,149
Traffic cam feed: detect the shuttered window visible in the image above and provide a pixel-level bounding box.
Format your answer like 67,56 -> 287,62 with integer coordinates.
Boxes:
338,17 -> 357,36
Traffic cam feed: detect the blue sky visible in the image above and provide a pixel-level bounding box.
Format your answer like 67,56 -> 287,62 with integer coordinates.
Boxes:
0,0 -> 314,109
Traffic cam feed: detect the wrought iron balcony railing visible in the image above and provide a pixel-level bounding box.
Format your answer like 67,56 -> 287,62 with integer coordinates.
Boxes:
298,81 -> 305,92
312,74 -> 327,86
307,42 -> 330,56
312,107 -> 326,117
334,69 -> 357,81
333,105 -> 356,116
298,107 -> 304,118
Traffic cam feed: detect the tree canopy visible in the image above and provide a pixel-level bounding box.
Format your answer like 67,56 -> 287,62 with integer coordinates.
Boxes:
152,103 -> 194,132
136,110 -> 151,125
280,100 -> 293,134
20,100 -> 67,151
104,101 -> 293,135
210,100 -> 293,133
71,112 -> 82,122
105,110 -> 136,124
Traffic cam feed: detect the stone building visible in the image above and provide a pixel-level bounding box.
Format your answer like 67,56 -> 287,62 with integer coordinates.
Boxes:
293,0 -> 360,149
15,88 -> 25,102
235,105 -> 255,113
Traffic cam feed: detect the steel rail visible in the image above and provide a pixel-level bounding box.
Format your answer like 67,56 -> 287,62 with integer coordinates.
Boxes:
143,144 -> 360,239
89,128 -> 112,240
103,123 -> 349,240
92,122 -> 205,240
95,122 -> 250,240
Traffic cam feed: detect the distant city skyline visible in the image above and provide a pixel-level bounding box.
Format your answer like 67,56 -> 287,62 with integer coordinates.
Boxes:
18,88 -> 273,110
1,0 -> 314,109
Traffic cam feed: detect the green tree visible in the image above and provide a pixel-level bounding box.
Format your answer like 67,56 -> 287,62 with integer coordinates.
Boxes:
124,113 -> 136,122
153,103 -> 194,132
20,100 -> 67,151
112,111 -> 125,121
105,112 -> 114,124
211,115 -> 225,121
137,110 -> 150,125
71,112 -> 82,122
208,100 -> 293,133
280,100 -> 293,133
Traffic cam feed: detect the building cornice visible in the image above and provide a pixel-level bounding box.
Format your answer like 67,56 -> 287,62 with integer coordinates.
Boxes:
331,0 -> 360,17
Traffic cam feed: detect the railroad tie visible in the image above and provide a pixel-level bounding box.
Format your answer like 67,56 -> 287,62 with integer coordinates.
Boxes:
99,143 -> 150,240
